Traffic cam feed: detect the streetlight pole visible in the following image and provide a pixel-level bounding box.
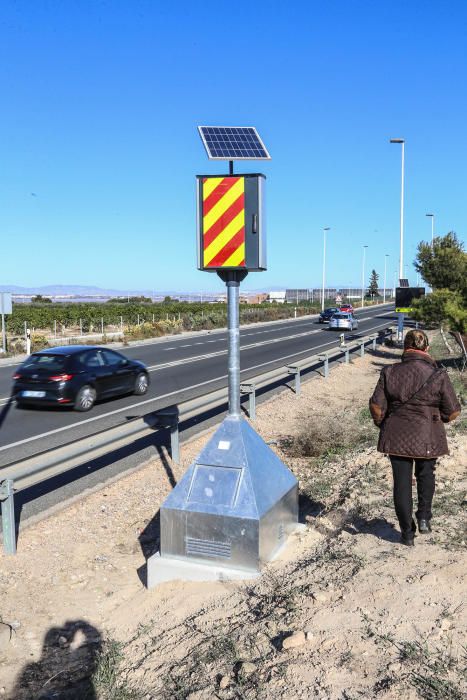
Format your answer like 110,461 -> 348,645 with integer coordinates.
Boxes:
390,138 -> 405,279
425,213 -> 435,292
361,245 -> 368,308
426,213 -> 434,248
390,137 -> 405,340
383,254 -> 389,303
321,227 -> 330,312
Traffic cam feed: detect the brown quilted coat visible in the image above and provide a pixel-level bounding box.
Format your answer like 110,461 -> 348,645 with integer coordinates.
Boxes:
370,350 -> 461,458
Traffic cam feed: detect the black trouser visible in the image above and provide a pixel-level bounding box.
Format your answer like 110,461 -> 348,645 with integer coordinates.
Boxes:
389,456 -> 437,536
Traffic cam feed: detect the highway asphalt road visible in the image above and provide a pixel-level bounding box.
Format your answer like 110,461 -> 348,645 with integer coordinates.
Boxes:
0,304 -> 395,469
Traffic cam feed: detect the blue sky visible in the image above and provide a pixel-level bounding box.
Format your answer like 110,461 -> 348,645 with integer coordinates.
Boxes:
1,0 -> 466,293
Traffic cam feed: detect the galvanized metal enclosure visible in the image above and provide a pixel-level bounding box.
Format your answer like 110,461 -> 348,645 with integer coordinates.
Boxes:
160,415 -> 298,573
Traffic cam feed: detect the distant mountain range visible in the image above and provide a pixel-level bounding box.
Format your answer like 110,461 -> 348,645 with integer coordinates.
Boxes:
0,284 -> 186,297
0,284 -> 283,297
0,283 -> 365,297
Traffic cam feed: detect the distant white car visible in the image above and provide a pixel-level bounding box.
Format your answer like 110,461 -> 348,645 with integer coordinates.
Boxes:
329,312 -> 358,331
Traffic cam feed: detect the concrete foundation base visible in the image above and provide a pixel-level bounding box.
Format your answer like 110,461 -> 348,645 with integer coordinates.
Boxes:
147,552 -> 261,589
146,524 -> 307,589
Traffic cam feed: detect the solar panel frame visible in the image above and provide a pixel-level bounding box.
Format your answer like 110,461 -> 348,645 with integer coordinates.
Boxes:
198,126 -> 271,160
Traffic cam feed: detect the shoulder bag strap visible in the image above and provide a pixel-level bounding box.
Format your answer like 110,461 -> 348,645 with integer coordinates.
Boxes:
388,367 -> 442,417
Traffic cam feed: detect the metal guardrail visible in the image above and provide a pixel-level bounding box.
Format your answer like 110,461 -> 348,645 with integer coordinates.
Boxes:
0,326 -> 394,554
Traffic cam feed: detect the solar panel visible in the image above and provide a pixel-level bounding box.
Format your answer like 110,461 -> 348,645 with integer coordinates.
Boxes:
198,126 -> 271,160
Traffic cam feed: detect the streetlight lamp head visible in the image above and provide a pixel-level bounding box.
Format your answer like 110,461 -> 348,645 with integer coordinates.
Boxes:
390,138 -> 405,143
426,213 -> 434,217
323,227 -> 330,231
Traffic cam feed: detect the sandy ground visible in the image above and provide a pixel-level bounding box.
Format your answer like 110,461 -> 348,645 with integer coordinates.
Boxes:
0,342 -> 465,699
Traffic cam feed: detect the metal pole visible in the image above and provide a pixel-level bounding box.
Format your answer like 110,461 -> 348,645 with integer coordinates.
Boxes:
1,479 -> 16,554
170,418 -> 180,464
322,227 -> 330,312
227,276 -> 240,416
0,294 -> 5,353
361,245 -> 367,308
220,271 -> 247,417
400,141 -> 405,279
383,255 -> 388,303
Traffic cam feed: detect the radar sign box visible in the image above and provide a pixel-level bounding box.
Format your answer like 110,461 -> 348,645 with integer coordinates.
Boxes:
197,174 -> 266,271
395,287 -> 425,313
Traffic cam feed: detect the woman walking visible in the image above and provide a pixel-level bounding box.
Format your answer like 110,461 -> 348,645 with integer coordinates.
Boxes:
370,329 -> 461,546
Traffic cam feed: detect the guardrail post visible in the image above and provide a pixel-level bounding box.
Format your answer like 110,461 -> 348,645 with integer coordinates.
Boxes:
0,479 -> 17,555
155,408 -> 180,465
360,342 -> 365,358
170,415 -> 180,465
240,383 -> 256,420
318,354 -> 329,378
287,366 -> 301,395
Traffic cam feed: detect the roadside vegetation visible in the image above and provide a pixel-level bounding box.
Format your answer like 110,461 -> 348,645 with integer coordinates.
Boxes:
3,296 -> 384,356
411,232 -> 467,342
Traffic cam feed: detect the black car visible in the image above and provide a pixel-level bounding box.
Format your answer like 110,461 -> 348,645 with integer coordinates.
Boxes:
318,307 -> 340,323
13,346 -> 150,412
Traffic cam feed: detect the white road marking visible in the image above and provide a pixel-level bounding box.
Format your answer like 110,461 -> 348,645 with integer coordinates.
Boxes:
0,312 -> 393,403
0,316 -> 394,454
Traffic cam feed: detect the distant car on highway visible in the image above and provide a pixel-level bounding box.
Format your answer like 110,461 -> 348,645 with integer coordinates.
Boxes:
339,303 -> 354,313
329,313 -> 359,331
13,346 -> 150,412
318,307 -> 340,323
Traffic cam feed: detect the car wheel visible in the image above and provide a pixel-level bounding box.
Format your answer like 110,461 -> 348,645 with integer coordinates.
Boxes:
74,385 -> 96,412
134,372 -> 149,396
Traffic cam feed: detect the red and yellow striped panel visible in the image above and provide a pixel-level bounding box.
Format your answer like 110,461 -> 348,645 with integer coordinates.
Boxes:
202,176 -> 245,268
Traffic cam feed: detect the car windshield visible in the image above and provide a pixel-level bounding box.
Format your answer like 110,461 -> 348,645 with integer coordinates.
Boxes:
22,354 -> 69,372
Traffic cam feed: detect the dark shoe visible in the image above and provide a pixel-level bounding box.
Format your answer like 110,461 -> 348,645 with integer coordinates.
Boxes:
418,519 -> 432,534
401,534 -> 415,547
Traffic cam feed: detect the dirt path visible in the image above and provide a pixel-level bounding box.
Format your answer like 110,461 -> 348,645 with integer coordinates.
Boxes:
1,341 -> 465,699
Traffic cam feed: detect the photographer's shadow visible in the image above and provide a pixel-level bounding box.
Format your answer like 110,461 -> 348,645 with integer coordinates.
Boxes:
11,619 -> 102,700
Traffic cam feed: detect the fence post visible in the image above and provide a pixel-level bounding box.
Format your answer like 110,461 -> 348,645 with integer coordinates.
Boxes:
101,317 -> 104,335
372,336 -> 377,351
345,348 -> 350,364
121,316 -> 123,333
0,479 -> 16,555
360,341 -> 365,357
80,318 -> 83,337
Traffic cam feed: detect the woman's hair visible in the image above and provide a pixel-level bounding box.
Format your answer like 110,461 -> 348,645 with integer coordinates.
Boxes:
404,329 -> 429,351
